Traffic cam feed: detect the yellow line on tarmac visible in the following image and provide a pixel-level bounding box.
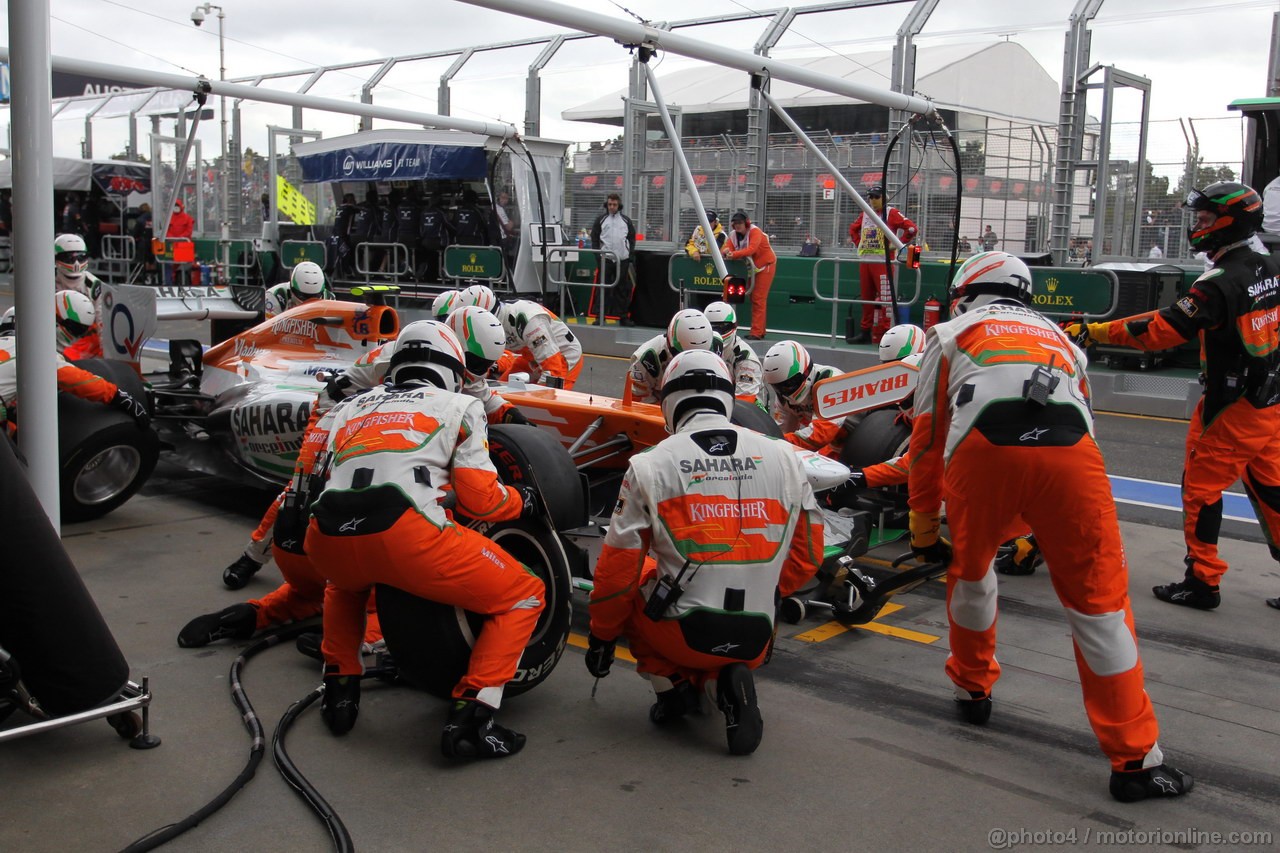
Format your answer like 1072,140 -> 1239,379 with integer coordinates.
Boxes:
1096,410 -> 1189,424
793,602 -> 941,645
568,631 -> 637,663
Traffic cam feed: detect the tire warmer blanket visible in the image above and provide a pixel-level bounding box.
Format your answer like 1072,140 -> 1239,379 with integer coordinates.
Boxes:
0,436 -> 130,716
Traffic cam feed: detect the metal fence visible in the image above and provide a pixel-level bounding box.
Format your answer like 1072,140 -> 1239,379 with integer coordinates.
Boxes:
567,116 -> 1243,264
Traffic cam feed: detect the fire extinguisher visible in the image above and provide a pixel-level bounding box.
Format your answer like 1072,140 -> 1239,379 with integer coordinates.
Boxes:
923,296 -> 941,331
871,274 -> 893,344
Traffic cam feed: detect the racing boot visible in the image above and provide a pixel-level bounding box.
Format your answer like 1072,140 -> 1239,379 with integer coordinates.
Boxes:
440,699 -> 525,760
223,554 -> 263,590
955,687 -> 993,725
994,534 -> 1042,576
717,663 -> 763,756
648,678 -> 701,726
177,603 -> 258,648
1109,760 -> 1194,803
1267,596 -> 1280,610
1153,566 -> 1220,611
296,631 -> 324,662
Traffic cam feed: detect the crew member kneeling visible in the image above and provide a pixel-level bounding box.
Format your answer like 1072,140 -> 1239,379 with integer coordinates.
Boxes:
586,350 -> 822,755
908,252 -> 1191,802
304,320 -> 544,760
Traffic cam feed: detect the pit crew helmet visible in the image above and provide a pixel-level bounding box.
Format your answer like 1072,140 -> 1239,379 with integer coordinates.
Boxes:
666,308 -> 720,356
704,301 -> 739,351
446,306 -> 506,379
1184,181 -> 1264,254
386,320 -> 465,392
901,352 -> 924,370
54,233 -> 89,282
431,290 -> 460,320
762,340 -> 815,406
0,306 -> 15,337
289,261 -> 329,303
55,290 -> 96,349
457,283 -> 498,313
948,251 -> 1033,315
659,349 -> 735,433
878,324 -> 925,363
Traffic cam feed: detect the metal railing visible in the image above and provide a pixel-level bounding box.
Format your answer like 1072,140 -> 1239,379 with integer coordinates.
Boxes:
666,252 -> 755,312
93,234 -> 135,284
810,257 -> 923,345
354,241 -> 413,281
544,246 -> 619,323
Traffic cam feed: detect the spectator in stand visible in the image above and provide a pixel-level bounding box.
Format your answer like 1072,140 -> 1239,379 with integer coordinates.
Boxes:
981,225 -> 999,252
958,235 -> 972,254
1148,244 -> 1164,259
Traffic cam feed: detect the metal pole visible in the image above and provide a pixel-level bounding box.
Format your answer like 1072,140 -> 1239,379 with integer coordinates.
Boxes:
455,0 -> 935,116
10,0 -> 60,528
642,62 -> 728,279
218,7 -> 230,280
0,48 -> 518,140
760,89 -> 905,251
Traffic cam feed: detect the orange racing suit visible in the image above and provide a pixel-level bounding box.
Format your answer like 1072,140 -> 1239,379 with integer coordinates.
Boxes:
1088,244 -> 1280,587
305,382 -> 543,708
0,335 -> 120,432
723,225 -> 778,339
908,300 -> 1163,771
590,412 -> 822,689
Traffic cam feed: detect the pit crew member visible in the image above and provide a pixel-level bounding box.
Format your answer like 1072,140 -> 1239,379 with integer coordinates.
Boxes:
626,308 -> 720,405
908,251 -> 1191,802
54,233 -> 103,299
847,186 -> 916,344
704,301 -> 766,406
55,290 -> 102,361
304,320 -> 543,760
762,340 -> 843,454
264,261 -> 333,318
1069,182 -> 1280,611
586,349 -> 822,755
496,299 -> 583,388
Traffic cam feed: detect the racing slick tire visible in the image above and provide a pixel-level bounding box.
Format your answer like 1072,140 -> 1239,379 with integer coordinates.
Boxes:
375,521 -> 575,700
838,407 -> 911,470
58,359 -> 159,522
731,398 -> 783,438
487,423 -> 587,530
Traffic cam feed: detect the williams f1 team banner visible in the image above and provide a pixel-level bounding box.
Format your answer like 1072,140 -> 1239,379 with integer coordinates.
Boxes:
297,141 -> 487,183
100,283 -> 158,365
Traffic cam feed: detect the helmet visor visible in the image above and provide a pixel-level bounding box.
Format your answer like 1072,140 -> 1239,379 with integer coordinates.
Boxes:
773,371 -> 807,400
709,320 -> 736,337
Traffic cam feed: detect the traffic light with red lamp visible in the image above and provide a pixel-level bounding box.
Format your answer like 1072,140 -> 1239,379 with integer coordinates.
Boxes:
723,274 -> 748,304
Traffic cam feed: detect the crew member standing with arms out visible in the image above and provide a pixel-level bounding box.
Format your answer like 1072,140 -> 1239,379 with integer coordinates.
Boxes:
305,320 -> 543,759
909,251 -> 1191,802
721,211 -> 777,342
1071,182 -> 1280,611
589,193 -> 637,325
847,185 -> 917,344
585,349 -> 822,755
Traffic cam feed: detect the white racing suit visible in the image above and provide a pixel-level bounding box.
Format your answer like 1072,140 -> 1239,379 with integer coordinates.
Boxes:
305,383 -> 543,706
628,333 -> 742,405
589,412 -> 823,688
773,363 -> 846,455
500,300 -> 582,387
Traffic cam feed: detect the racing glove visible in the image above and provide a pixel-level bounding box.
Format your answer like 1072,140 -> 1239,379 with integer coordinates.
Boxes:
321,675 -> 361,736
909,510 -> 952,566
519,485 -> 542,519
323,372 -> 354,403
111,388 -> 151,429
584,634 -> 616,679
847,469 -> 866,489
501,406 -> 530,426
1063,322 -> 1110,346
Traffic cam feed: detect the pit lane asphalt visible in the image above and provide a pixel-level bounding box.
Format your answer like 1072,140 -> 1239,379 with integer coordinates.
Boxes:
3,297 -> 1277,850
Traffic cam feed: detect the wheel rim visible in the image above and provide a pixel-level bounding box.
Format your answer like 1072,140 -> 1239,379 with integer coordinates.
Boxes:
73,445 -> 143,505
488,525 -> 565,649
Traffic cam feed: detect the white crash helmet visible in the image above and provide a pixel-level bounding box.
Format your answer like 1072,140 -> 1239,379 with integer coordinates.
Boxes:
878,324 -> 925,363
659,349 -> 736,433
948,251 -> 1033,315
763,340 -> 815,406
55,289 -> 97,349
666,308 -> 719,355
386,320 -> 466,391
704,301 -> 738,351
900,352 -> 924,369
289,261 -> 328,302
54,233 -> 89,281
446,306 -> 507,379
457,283 -> 498,314
431,290 -> 460,321
0,306 -> 16,337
